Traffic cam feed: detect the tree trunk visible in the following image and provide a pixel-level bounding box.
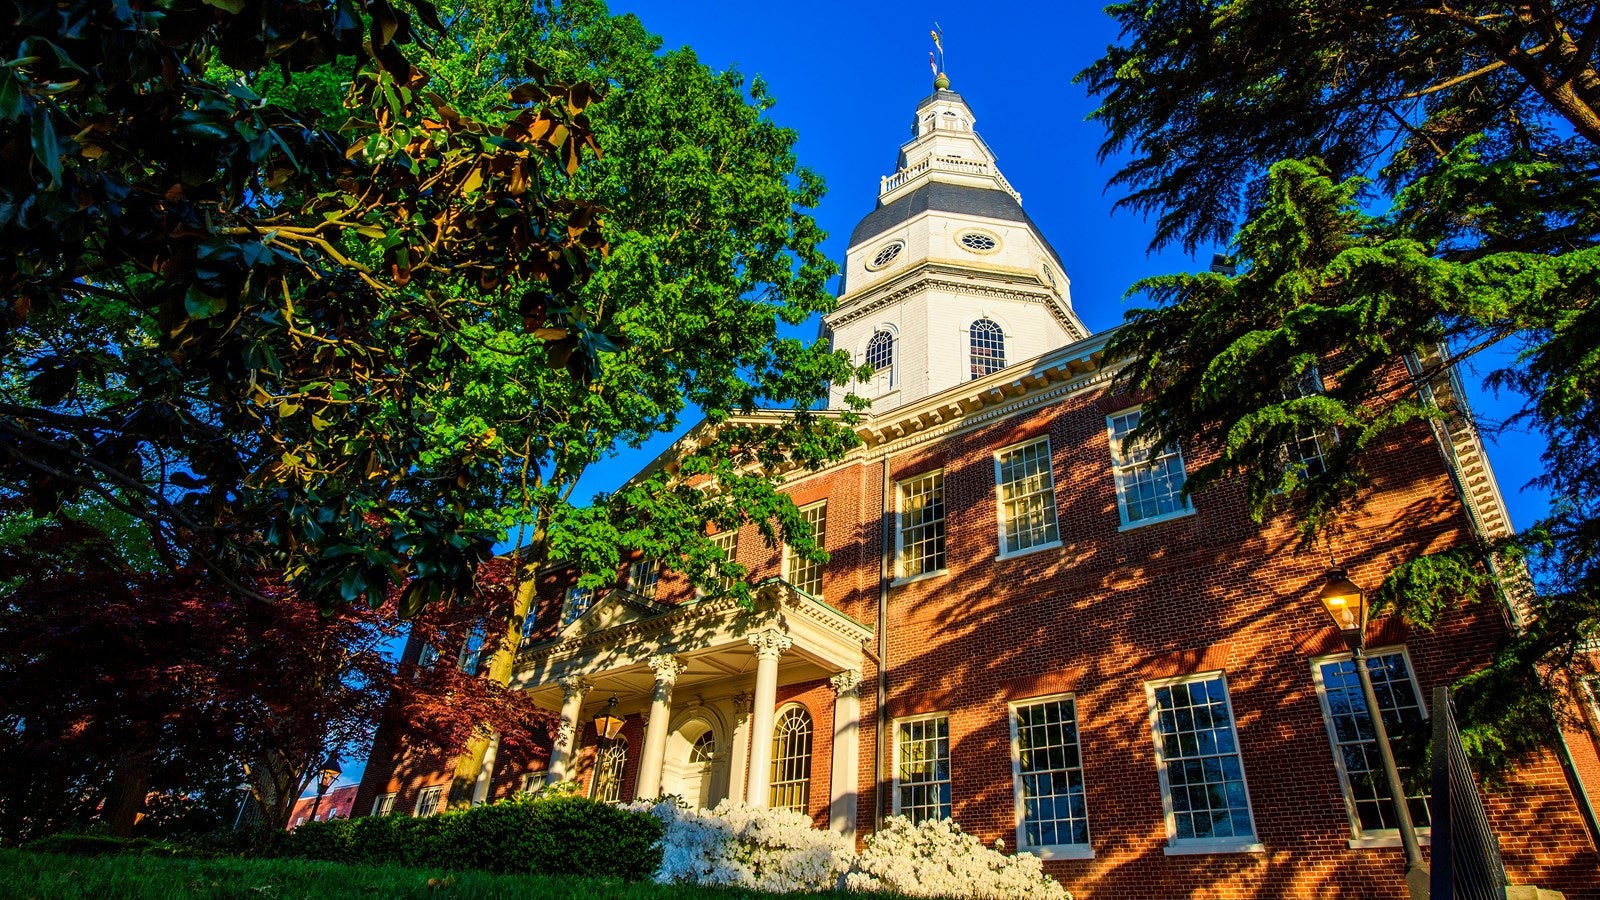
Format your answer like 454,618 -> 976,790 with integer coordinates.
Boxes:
103,745 -> 155,837
447,572 -> 540,809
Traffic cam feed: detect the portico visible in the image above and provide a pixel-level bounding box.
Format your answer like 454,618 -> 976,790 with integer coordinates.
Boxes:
513,581 -> 871,839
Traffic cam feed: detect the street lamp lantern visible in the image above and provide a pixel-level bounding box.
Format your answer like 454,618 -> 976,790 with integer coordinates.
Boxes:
1318,568 -> 1367,649
592,695 -> 624,741
318,756 -> 343,792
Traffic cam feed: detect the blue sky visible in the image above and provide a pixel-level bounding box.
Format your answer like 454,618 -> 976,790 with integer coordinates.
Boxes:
577,0 -> 1552,532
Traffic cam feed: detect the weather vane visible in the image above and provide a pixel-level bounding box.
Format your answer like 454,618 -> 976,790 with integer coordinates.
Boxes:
929,23 -> 949,89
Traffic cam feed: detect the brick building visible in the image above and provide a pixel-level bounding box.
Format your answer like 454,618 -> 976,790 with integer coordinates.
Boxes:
287,783 -> 358,828
357,82 -> 1600,898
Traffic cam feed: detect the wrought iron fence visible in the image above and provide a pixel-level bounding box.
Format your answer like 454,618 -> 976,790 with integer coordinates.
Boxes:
1429,686 -> 1509,900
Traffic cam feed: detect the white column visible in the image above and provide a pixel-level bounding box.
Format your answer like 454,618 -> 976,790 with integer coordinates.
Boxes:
727,691 -> 753,804
546,676 -> 590,785
634,653 -> 686,800
744,630 -> 792,806
472,732 -> 500,805
828,670 -> 862,841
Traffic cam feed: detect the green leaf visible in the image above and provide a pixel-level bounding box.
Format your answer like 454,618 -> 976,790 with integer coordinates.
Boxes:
183,285 -> 228,320
30,108 -> 60,188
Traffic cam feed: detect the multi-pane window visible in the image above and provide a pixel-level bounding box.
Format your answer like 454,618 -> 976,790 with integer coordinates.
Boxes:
1280,367 -> 1333,479
692,732 -> 716,764
1149,675 -> 1255,843
1011,696 -> 1090,850
1108,410 -> 1191,525
1316,651 -> 1431,834
770,706 -> 814,813
895,714 -> 952,823
866,330 -> 895,391
371,792 -> 397,816
561,584 -> 595,626
457,623 -> 487,675
783,501 -> 827,597
711,530 -> 739,593
591,735 -> 628,803
414,785 -> 444,817
898,471 -> 946,578
970,318 -> 1007,379
518,772 -> 542,795
996,440 -> 1060,554
627,559 -> 661,598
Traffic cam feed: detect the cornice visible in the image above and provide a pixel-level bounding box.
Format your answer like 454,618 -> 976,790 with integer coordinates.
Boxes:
828,265 -> 1086,341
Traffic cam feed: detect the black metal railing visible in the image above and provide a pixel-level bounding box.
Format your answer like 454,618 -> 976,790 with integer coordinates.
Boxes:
1429,686 -> 1509,900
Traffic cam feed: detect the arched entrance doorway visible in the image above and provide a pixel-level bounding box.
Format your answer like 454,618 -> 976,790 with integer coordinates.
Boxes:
662,717 -> 723,809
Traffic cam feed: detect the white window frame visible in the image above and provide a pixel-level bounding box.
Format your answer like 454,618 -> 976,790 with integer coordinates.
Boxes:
865,328 -> 897,394
591,735 -> 628,803
414,784 -> 444,817
1277,366 -> 1336,482
769,703 -> 814,814
371,791 -> 397,816
782,500 -> 828,598
626,559 -> 661,598
518,772 -> 542,795
1108,407 -> 1194,529
706,529 -> 740,595
457,623 -> 487,675
560,583 -> 595,626
1144,671 -> 1264,855
1311,646 -> 1433,848
1008,693 -> 1094,859
993,437 -> 1062,559
895,470 -> 948,583
892,712 -> 952,823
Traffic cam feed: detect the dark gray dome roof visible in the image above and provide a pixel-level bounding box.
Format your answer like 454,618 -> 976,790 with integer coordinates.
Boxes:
848,182 -> 1066,273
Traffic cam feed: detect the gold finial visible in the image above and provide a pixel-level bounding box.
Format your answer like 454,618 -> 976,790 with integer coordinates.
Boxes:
934,72 -> 950,90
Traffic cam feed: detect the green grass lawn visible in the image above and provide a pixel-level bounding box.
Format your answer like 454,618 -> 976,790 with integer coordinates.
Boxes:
0,849 -> 825,899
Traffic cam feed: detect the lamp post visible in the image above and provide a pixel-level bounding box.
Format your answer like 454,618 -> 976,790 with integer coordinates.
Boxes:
1318,569 -> 1430,899
307,755 -> 343,823
591,696 -> 624,799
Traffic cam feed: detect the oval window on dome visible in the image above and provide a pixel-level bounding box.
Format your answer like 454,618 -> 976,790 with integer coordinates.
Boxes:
958,231 -> 999,253
868,242 -> 904,270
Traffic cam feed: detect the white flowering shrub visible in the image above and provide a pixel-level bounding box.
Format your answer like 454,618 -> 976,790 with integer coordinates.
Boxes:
844,816 -> 1070,899
628,799 -> 854,893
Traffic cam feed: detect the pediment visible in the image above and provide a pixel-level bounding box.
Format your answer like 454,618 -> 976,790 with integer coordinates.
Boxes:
560,589 -> 672,639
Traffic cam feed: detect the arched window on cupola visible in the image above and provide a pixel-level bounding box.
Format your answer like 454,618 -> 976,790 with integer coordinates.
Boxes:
866,329 -> 896,392
970,318 -> 1007,379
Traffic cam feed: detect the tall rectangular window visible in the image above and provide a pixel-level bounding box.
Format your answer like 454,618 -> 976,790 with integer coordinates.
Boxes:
1010,696 -> 1090,853
371,792 -> 397,816
783,501 -> 827,597
711,530 -> 739,593
414,785 -> 444,817
898,471 -> 946,578
1315,650 -> 1431,835
627,559 -> 661,598
457,623 -> 487,675
1280,367 -> 1333,479
561,584 -> 595,626
996,439 -> 1059,555
894,714 -> 951,823
1109,410 -> 1191,525
1148,674 -> 1256,847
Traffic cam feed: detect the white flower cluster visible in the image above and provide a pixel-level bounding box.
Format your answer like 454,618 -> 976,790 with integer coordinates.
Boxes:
629,799 -> 854,893
844,816 -> 1070,899
627,801 -> 1069,899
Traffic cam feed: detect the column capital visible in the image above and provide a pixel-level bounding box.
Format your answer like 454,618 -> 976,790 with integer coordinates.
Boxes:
647,653 -> 687,682
830,669 -> 863,697
558,675 -> 592,700
748,630 -> 793,660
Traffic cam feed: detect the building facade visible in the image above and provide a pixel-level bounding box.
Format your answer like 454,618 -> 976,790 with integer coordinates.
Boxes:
357,84 -> 1600,898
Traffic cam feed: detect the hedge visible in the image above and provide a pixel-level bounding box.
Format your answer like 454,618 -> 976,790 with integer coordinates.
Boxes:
281,794 -> 663,880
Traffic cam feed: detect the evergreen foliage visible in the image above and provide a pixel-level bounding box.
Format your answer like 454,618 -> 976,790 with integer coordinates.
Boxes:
1082,2 -> 1600,769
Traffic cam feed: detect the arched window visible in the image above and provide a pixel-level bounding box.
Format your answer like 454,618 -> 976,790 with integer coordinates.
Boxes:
970,318 -> 1006,379
770,705 -> 814,813
591,735 -> 628,803
866,329 -> 896,391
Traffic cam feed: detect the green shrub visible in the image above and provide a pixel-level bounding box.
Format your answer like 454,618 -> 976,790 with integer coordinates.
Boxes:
281,794 -> 663,880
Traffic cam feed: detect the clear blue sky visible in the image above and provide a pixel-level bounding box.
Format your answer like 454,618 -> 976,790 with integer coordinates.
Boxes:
577,0 -> 1552,533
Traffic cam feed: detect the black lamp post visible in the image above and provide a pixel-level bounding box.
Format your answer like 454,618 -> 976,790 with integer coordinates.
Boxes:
1318,569 -> 1430,899
307,755 -> 343,823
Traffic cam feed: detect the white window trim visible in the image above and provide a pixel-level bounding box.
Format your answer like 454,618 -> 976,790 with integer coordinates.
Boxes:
1310,645 -> 1434,849
891,712 -> 952,820
769,702 -> 815,813
1107,407 -> 1195,530
864,328 -> 898,393
782,500 -> 828,599
1007,692 -> 1094,860
993,437 -> 1063,560
1144,671 -> 1265,855
371,791 -> 397,816
894,469 -> 949,583
414,784 -> 444,817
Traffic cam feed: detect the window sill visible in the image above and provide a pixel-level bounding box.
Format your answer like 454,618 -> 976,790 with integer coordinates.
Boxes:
1162,839 -> 1265,856
1118,507 -> 1195,532
1026,844 -> 1094,861
891,569 -> 950,588
995,540 -> 1062,562
1349,831 -> 1430,850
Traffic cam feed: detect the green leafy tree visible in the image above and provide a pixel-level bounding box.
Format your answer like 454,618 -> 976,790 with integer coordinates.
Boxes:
1080,2 -> 1600,769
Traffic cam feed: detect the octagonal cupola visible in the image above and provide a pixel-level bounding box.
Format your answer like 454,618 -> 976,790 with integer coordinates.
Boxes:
825,81 -> 1088,415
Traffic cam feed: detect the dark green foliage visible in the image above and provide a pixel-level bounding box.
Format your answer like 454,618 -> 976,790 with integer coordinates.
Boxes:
21,834 -> 195,858
281,795 -> 663,881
